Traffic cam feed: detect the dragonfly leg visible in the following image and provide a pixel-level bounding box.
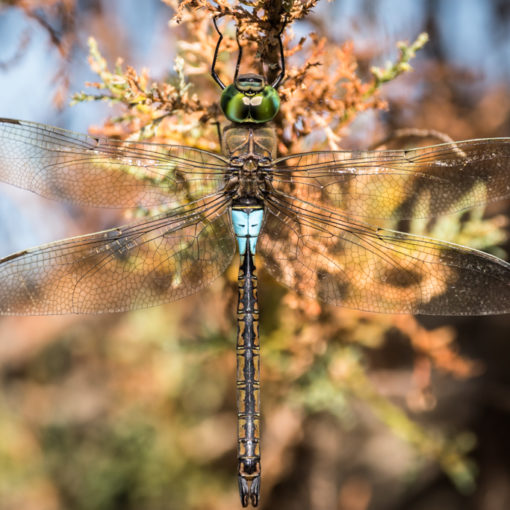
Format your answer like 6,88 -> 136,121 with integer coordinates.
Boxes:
233,27 -> 244,85
211,16 -> 246,90
213,120 -> 223,147
211,16 -> 226,89
270,15 -> 288,89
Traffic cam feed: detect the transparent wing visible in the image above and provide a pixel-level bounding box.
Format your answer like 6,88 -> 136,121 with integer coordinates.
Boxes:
258,192 -> 510,315
0,194 -> 235,315
272,139 -> 510,220
0,118 -> 229,208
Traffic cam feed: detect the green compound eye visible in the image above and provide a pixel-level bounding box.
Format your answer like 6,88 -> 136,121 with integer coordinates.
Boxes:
220,84 -> 280,123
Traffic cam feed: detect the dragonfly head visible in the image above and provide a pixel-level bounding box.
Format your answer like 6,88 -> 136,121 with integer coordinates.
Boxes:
220,73 -> 280,124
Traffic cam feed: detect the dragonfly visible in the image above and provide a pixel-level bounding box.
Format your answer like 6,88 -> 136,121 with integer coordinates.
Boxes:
1,17 -> 510,508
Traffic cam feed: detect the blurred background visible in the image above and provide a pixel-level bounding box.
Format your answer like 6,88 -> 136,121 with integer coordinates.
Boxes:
0,1 -> 510,509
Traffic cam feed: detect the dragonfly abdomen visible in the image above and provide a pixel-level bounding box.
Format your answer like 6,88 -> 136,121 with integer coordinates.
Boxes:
232,206 -> 263,507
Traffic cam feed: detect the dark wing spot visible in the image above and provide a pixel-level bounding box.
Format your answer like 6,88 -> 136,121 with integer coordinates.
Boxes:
384,267 -> 423,288
316,269 -> 350,302
150,272 -> 175,294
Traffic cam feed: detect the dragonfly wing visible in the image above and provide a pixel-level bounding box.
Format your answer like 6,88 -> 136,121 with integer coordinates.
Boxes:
259,193 -> 510,315
272,139 -> 510,220
0,194 -> 235,314
0,118 -> 229,208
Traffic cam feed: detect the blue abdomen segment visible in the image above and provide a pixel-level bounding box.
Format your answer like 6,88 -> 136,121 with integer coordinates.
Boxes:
231,208 -> 264,255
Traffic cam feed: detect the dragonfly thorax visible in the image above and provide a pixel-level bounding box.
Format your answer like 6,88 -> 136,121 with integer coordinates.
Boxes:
222,125 -> 276,201
222,124 -> 277,160
220,73 -> 280,124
